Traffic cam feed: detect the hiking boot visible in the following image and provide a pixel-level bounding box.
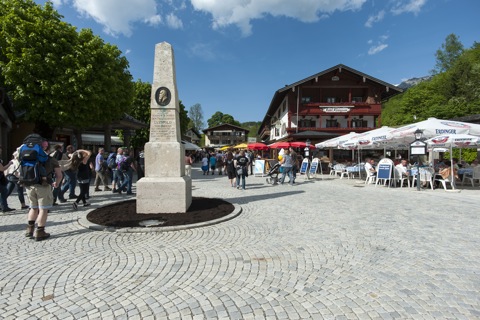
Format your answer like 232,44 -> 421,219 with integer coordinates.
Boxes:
25,225 -> 34,238
34,228 -> 50,241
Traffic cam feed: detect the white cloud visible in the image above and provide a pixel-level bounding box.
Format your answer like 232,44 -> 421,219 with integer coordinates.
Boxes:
368,43 -> 388,55
125,49 -> 131,55
72,0 -> 161,36
391,0 -> 427,15
166,13 -> 184,29
188,43 -> 217,61
367,33 -> 389,55
51,0 -> 66,6
364,10 -> 385,28
190,0 -> 367,36
68,0 -> 186,36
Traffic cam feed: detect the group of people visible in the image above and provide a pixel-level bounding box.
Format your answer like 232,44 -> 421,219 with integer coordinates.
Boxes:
196,147 -> 302,189
0,134 -> 138,241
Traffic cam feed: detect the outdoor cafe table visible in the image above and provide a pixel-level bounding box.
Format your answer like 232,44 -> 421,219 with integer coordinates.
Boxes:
346,165 -> 364,178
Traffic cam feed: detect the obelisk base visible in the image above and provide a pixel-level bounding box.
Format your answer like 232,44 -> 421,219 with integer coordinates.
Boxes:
136,177 -> 192,214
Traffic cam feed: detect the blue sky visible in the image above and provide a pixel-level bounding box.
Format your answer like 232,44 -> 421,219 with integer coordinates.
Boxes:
36,0 -> 479,125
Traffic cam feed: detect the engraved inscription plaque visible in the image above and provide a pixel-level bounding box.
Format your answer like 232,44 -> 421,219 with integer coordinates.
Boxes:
150,109 -> 177,142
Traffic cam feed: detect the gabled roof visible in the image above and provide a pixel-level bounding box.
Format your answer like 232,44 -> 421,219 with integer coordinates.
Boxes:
259,64 -> 403,134
203,123 -> 249,134
186,127 -> 202,138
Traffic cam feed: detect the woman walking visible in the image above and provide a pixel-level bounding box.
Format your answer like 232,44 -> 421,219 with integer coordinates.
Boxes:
66,150 -> 92,210
224,152 -> 236,187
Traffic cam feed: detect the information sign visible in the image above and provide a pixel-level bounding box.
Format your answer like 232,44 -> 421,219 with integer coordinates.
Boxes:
299,159 -> 309,174
254,160 -> 265,176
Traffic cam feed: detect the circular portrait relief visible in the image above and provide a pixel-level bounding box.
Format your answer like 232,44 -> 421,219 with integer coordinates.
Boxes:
155,87 -> 171,106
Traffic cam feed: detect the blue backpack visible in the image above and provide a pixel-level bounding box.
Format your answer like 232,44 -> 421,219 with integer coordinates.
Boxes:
19,134 -> 49,186
107,153 -> 117,169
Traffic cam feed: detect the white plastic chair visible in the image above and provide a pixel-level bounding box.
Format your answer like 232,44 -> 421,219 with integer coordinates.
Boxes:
412,168 -> 435,190
462,167 -> 480,187
394,167 -> 410,188
364,166 -> 376,184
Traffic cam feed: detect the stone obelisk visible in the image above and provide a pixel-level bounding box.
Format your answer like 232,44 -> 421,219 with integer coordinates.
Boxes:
136,42 -> 192,214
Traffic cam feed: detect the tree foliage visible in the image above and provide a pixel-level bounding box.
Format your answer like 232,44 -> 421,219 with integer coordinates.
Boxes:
207,111 -> 241,127
432,33 -> 464,75
125,79 -> 189,148
128,80 -> 151,148
382,34 -> 480,127
0,0 -> 133,138
189,103 -> 204,130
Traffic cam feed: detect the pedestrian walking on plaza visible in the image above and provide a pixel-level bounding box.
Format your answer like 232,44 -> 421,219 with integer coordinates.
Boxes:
5,148 -> 29,209
70,150 -> 92,210
279,149 -> 294,186
224,152 -> 236,187
94,148 -> 111,191
60,145 -> 78,199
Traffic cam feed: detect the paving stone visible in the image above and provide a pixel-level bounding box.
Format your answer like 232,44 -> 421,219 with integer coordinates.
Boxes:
1,168 -> 480,318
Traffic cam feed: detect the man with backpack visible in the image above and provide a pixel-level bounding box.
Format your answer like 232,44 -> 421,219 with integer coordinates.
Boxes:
21,134 -> 63,241
115,148 -> 136,195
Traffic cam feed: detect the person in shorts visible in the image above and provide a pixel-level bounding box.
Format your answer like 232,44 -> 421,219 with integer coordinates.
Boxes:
24,138 -> 63,241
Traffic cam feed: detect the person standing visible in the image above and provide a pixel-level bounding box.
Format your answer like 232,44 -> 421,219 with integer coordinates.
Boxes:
185,152 -> 193,177
71,150 -> 92,209
94,148 -> 111,191
209,152 -> 217,175
136,149 -> 145,180
24,135 -> 63,241
224,152 -> 236,187
0,146 -> 15,213
279,149 -> 294,186
60,145 -> 77,199
235,150 -> 249,190
201,153 -> 209,175
5,149 -> 28,209
116,149 -> 136,195
111,147 -> 124,192
289,147 -> 298,184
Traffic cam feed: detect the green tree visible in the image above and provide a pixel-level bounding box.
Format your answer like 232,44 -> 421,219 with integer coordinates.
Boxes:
189,103 -> 204,130
432,33 -> 464,74
128,80 -> 151,148
383,40 -> 480,126
0,0 -> 133,139
207,111 -> 241,127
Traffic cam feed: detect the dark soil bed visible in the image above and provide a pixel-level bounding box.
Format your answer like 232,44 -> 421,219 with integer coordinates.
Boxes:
87,197 -> 235,228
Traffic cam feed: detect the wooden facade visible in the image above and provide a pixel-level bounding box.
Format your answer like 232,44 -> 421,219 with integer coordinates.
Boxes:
203,124 -> 249,147
259,64 -> 403,145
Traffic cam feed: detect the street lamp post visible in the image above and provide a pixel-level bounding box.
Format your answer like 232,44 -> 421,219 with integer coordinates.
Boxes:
410,129 -> 426,191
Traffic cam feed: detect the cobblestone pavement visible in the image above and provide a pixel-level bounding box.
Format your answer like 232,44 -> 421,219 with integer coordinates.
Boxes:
1,165 -> 480,319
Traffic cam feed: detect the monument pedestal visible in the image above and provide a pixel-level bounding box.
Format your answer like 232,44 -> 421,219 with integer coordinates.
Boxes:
137,177 -> 192,213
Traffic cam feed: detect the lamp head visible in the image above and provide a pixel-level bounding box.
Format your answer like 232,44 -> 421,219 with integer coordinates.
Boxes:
414,129 -> 423,140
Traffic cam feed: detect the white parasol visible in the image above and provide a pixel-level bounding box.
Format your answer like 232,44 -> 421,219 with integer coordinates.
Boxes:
424,134 -> 480,186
